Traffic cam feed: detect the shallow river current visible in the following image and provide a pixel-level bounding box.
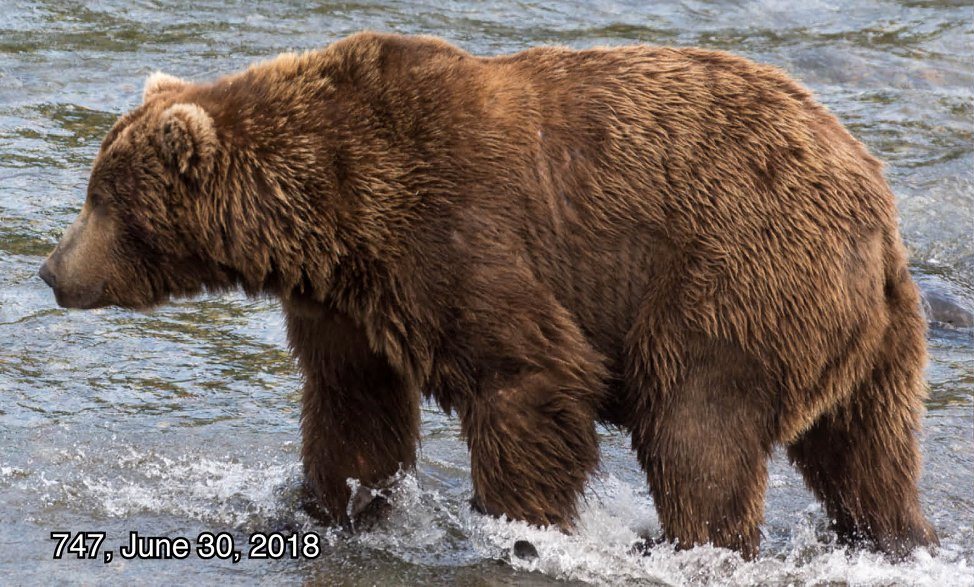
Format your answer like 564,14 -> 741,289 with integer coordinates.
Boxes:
1,1 -> 972,584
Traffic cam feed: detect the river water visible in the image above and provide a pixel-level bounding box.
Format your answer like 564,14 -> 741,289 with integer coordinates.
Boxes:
1,1 -> 971,584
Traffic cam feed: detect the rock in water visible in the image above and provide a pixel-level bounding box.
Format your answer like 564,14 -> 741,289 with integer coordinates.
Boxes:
923,289 -> 974,328
513,540 -> 539,560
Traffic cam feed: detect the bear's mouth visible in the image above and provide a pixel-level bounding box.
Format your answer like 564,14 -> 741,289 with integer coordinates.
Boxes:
49,281 -> 109,310
39,266 -> 109,310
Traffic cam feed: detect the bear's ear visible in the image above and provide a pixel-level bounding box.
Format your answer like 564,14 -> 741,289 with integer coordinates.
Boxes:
143,71 -> 190,103
157,103 -> 217,176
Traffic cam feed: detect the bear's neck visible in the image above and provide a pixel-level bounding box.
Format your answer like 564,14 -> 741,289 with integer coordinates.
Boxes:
210,145 -> 346,302
207,64 -> 431,304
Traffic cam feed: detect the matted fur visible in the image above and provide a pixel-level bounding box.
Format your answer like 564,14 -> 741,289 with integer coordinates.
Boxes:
41,32 -> 937,558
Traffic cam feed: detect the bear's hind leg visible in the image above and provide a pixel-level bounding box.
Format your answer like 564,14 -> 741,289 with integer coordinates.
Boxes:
631,336 -> 775,559
453,268 -> 607,530
787,296 -> 938,558
462,363 -> 603,530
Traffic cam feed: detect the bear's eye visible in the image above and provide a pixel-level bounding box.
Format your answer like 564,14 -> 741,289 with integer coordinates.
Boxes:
88,191 -> 107,208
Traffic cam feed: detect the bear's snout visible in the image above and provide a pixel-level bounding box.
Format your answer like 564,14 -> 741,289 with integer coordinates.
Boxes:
38,253 -> 107,309
38,260 -> 56,288
39,203 -> 118,309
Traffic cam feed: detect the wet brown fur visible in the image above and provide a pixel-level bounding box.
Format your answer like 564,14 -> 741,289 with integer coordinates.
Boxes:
42,32 -> 938,558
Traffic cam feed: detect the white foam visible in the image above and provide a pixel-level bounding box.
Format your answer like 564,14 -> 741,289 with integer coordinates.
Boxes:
72,450 -> 303,528
376,472 -> 974,586
31,448 -> 973,585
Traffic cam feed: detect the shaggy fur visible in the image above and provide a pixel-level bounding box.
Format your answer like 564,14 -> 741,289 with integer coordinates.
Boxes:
40,32 -> 938,558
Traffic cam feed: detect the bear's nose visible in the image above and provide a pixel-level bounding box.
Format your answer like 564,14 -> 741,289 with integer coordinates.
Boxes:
38,261 -> 57,288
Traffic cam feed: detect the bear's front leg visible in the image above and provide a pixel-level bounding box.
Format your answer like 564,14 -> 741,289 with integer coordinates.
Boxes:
285,305 -> 419,528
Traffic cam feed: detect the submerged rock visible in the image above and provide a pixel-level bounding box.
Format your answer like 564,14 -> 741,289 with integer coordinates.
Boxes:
922,289 -> 974,329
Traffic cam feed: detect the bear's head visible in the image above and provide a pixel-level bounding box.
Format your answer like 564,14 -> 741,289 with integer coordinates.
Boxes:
39,73 -> 235,310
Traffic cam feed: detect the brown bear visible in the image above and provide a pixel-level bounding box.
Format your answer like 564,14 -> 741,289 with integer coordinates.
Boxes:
39,31 -> 938,559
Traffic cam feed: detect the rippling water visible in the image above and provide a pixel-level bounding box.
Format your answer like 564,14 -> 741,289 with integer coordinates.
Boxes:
1,1 -> 971,584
